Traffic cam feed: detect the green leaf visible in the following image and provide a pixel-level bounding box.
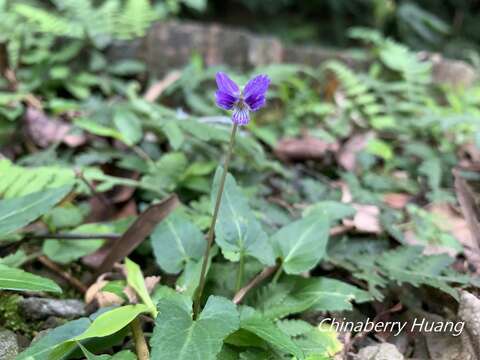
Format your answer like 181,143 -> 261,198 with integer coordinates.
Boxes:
302,201 -> 355,222
295,323 -> 343,359
162,121 -> 184,150
213,169 -> 275,266
0,185 -> 72,237
150,295 -> 240,360
125,258 -> 157,316
287,277 -> 373,312
79,344 -> 136,360
271,215 -> 330,274
75,118 -> 123,141
239,307 -> 304,359
16,317 -> 91,360
113,108 -> 143,145
151,210 -> 206,274
0,264 -> 61,293
74,305 -> 149,342
42,223 -> 111,264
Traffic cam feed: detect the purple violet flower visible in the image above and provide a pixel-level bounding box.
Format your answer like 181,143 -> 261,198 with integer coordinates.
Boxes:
215,72 -> 270,126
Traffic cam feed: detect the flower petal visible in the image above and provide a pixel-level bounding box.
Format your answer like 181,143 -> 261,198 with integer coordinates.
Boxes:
216,90 -> 237,110
243,74 -> 270,109
216,72 -> 240,98
232,107 -> 250,126
245,95 -> 266,112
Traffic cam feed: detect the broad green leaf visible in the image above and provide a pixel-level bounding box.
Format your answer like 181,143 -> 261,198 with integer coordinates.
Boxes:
125,258 -> 157,316
113,108 -> 142,145
42,223 -> 110,264
288,277 -> 373,312
162,121 -> 184,149
79,344 -> 136,360
0,249 -> 28,267
74,305 -> 149,341
0,185 -> 72,237
150,295 -> 240,360
213,169 -> 275,266
302,201 -> 355,222
295,324 -> 343,359
75,118 -> 123,141
238,307 -> 304,359
151,210 -> 206,274
16,317 -> 91,360
271,215 -> 329,274
0,264 -> 61,293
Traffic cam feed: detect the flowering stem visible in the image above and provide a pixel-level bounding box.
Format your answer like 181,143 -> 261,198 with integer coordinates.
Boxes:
193,123 -> 238,318
235,253 -> 245,292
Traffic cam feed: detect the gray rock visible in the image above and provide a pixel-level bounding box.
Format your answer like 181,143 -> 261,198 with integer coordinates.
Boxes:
20,297 -> 85,320
358,343 -> 404,360
0,328 -> 19,360
458,291 -> 480,360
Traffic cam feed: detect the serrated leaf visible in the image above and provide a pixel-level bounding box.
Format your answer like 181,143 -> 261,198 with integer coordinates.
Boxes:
0,264 -> 61,293
125,258 -> 157,316
213,168 -> 275,266
0,185 -> 72,237
150,295 -> 240,360
151,210 -> 206,274
239,306 -> 304,359
271,215 -> 329,274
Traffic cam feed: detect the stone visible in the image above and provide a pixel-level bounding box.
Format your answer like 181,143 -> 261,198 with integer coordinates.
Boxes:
0,328 -> 19,360
357,342 -> 404,360
20,297 -> 85,320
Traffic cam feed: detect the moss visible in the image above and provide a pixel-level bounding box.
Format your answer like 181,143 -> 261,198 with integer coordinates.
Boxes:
0,293 -> 32,335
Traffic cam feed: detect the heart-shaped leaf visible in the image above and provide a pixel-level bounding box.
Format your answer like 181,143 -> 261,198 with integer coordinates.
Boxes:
212,168 -> 274,266
151,210 -> 206,274
150,295 -> 240,360
271,215 -> 329,274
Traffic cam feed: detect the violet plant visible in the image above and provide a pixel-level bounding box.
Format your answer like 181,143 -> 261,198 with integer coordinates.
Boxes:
193,72 -> 271,316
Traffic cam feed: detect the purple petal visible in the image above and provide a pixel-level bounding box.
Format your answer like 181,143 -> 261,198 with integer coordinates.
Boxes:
232,107 -> 250,126
245,95 -> 266,112
216,72 -> 240,98
243,74 -> 270,110
216,90 -> 238,110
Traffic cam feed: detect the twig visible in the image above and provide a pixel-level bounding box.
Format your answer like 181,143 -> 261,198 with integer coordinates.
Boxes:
143,70 -> 182,102
75,169 -> 110,208
38,255 -> 88,293
26,233 -> 120,240
233,265 -> 278,305
131,317 -> 150,360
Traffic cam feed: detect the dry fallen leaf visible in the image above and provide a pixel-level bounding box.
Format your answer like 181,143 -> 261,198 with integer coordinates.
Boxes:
339,181 -> 382,233
83,194 -> 180,277
349,204 -> 382,234
274,135 -> 339,161
23,106 -> 86,148
85,275 -> 124,308
454,169 -> 480,271
383,193 -> 411,209
337,132 -> 373,171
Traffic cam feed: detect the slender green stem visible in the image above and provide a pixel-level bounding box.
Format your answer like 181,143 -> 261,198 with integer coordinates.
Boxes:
193,123 -> 238,318
272,265 -> 283,284
235,253 -> 245,292
131,317 -> 150,360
